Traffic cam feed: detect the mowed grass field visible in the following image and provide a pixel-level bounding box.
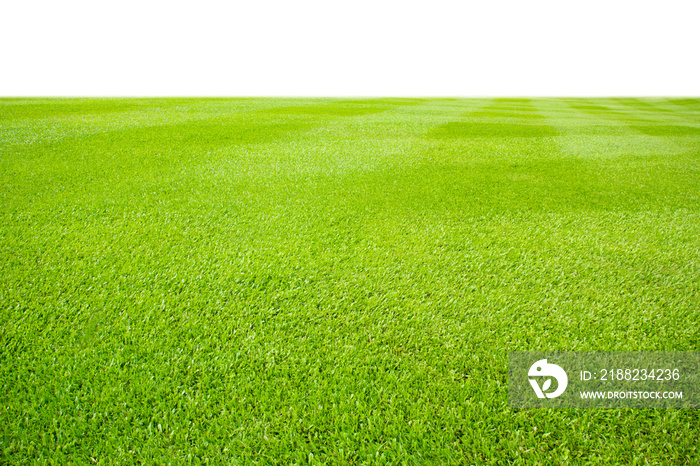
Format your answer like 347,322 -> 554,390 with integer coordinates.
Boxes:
1,97 -> 699,464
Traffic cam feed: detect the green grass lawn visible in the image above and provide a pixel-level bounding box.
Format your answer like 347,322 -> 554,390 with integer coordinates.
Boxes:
1,97 -> 699,464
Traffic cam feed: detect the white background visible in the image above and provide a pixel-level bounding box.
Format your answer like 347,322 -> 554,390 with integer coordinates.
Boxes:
2,0 -> 699,96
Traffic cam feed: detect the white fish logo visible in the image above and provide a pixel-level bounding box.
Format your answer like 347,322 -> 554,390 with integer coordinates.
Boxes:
528,359 -> 568,399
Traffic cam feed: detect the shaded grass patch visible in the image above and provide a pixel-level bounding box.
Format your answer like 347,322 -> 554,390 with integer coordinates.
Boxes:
484,105 -> 538,112
569,104 -> 614,112
0,98 -> 223,121
471,110 -> 546,120
632,124 -> 700,136
431,122 -> 557,138
14,118 -> 312,157
495,98 -> 532,103
266,103 -> 388,117
668,98 -> 700,107
611,98 -> 672,112
326,151 -> 700,216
